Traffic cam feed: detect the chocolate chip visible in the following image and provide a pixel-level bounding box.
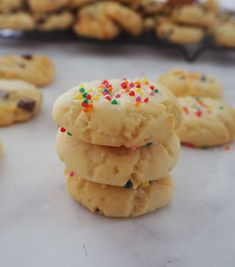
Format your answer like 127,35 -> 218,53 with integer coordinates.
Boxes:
17,99 -> 36,112
0,91 -> 9,99
95,208 -> 100,213
22,54 -> 33,60
124,180 -> 133,189
145,142 -> 153,147
200,75 -> 207,81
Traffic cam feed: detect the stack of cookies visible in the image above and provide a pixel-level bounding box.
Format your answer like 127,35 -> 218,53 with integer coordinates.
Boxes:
53,78 -> 182,218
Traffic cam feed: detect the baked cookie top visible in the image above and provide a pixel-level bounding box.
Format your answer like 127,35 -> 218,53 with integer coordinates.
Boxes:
177,96 -> 235,147
159,69 -> 223,99
53,78 -> 182,147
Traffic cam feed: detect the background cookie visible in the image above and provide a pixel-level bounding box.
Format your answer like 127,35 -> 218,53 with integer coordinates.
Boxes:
53,79 -> 182,148
0,13 -> 35,31
57,130 -> 180,187
159,69 -> 223,99
0,79 -> 42,126
74,2 -> 143,40
0,0 -> 24,13
212,21 -> 235,48
66,170 -> 173,218
28,0 -> 69,13
0,54 -> 55,87
177,96 -> 235,147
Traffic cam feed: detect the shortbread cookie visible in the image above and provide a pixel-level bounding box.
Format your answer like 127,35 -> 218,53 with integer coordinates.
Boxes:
0,13 -> 35,31
177,96 -> 235,147
156,18 -> 205,44
28,0 -> 69,13
0,54 -> 55,87
159,69 -> 223,99
66,170 -> 173,218
74,2 -> 143,40
213,21 -> 235,48
57,130 -> 180,187
0,79 -> 42,126
53,79 -> 182,148
35,11 -> 74,31
172,4 -> 216,29
0,0 -> 24,13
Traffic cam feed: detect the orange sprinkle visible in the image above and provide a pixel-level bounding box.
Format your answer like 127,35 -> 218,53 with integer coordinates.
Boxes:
135,102 -> 141,108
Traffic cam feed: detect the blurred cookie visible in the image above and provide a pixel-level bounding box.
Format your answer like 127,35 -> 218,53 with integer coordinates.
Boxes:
53,78 -> 182,148
66,170 -> 173,218
35,11 -> 74,31
202,0 -> 219,14
0,79 -> 42,126
0,54 -> 55,87
159,69 -> 223,99
213,21 -> 235,48
57,130 -> 180,187
0,0 -> 24,13
172,4 -> 216,29
0,12 -> 35,31
156,18 -> 205,44
28,0 -> 69,13
177,96 -> 235,147
74,2 -> 143,40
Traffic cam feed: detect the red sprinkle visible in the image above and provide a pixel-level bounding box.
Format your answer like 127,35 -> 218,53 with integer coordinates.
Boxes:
60,127 -> 66,133
115,93 -> 121,98
86,94 -> 92,100
129,91 -> 135,96
121,82 -> 127,89
69,171 -> 74,177
136,96 -> 141,102
183,106 -> 189,114
105,95 -> 111,101
129,82 -> 134,88
195,110 -> 202,117
150,85 -> 155,90
82,102 -> 89,108
144,97 -> 149,103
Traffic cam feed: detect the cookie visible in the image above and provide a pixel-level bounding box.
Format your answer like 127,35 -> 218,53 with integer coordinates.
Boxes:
52,78 -> 182,148
66,170 -> 173,218
140,0 -> 165,15
27,0 -> 69,13
0,79 -> 42,127
0,54 -> 55,87
172,4 -> 216,29
0,0 -> 24,13
159,69 -> 223,99
34,11 -> 74,31
74,2 -> 143,40
0,12 -> 35,31
202,0 -> 219,14
56,129 -> 180,187
177,96 -> 235,147
213,21 -> 235,48
156,18 -> 205,44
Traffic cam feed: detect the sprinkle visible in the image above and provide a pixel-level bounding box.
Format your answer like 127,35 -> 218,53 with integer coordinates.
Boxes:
195,110 -> 202,117
82,102 -> 89,108
105,95 -> 111,101
83,99 -> 89,104
150,85 -> 155,90
74,94 -> 83,100
183,142 -> 196,148
129,91 -> 135,96
86,94 -> 92,100
83,107 -> 89,113
67,131 -> 72,136
142,181 -> 150,188
93,95 -> 100,101
219,106 -> 224,110
121,82 -> 127,89
124,180 -> 133,189
111,99 -> 118,105
69,171 -> 74,177
136,96 -> 141,102
135,102 -> 141,107
79,87 -> 85,93
136,88 -> 142,93
129,82 -> 134,88
224,145 -> 230,151
60,127 -> 66,133
115,93 -> 121,98
82,92 -> 87,98
182,106 -> 189,114
154,89 -> 159,93
131,146 -> 137,151
144,97 -> 149,103
150,92 -> 154,96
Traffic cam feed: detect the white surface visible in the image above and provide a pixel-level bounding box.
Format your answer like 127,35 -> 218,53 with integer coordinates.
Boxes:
0,41 -> 235,267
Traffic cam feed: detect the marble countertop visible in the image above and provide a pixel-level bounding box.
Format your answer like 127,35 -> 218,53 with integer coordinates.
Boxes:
0,40 -> 235,267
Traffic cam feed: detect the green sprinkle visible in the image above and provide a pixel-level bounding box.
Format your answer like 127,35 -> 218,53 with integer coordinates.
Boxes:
154,89 -> 159,93
79,88 -> 85,93
82,92 -> 87,98
219,106 -> 224,110
67,131 -> 72,136
83,99 -> 89,104
111,99 -> 118,105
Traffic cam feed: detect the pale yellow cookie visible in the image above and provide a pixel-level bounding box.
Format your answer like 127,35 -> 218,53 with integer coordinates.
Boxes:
172,4 -> 216,29
0,0 -> 24,13
177,96 -> 235,147
0,12 -> 35,31
156,18 -> 205,44
28,0 -> 69,13
213,21 -> 235,48
0,79 -> 42,127
159,69 -> 223,99
34,11 -> 74,31
74,1 -> 143,40
66,170 -> 173,218
52,79 -> 182,148
56,130 -> 180,187
0,54 -> 55,87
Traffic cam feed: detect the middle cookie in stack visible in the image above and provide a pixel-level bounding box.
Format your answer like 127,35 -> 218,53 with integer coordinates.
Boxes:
53,78 -> 182,218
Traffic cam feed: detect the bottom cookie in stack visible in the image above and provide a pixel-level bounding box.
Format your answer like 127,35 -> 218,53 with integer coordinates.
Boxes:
65,169 -> 173,218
